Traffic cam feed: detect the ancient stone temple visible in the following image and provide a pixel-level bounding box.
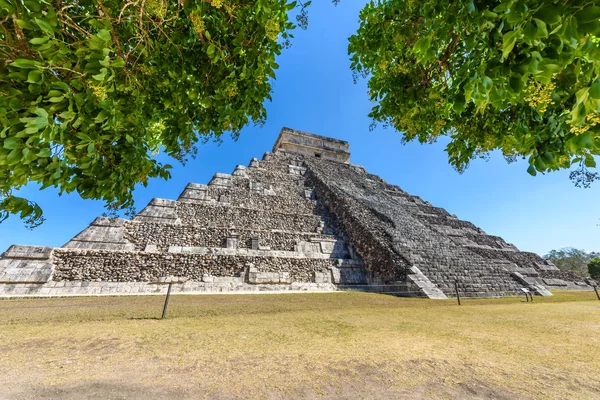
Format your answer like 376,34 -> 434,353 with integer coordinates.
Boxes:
0,128 -> 594,298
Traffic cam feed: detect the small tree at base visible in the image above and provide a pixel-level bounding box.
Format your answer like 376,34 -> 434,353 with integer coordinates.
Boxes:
588,258 -> 600,280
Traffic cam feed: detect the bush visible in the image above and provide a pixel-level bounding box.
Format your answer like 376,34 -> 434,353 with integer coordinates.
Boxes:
588,259 -> 600,280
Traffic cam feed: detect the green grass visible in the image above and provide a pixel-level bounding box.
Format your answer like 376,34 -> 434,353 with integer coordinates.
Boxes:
1,291 -> 599,399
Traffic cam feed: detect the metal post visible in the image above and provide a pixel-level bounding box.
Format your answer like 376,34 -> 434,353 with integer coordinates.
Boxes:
594,286 -> 600,301
454,280 -> 461,305
161,282 -> 173,319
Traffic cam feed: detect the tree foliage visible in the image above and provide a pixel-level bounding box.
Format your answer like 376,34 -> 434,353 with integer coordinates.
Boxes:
588,257 -> 600,279
1,0 -> 306,227
544,247 -> 600,276
349,0 -> 600,184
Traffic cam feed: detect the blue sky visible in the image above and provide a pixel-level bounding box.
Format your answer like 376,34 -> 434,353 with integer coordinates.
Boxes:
1,1 -> 598,255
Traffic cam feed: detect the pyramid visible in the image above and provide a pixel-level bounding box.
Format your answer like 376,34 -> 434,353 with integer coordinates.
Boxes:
0,128 -> 594,298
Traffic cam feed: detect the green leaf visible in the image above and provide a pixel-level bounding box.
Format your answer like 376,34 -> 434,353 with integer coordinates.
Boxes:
9,59 -> 40,69
541,152 -> 554,164
412,36 -> 431,54
509,76 -> 524,92
34,108 -> 48,119
207,44 -> 216,56
27,118 -> 48,130
97,29 -> 112,42
15,19 -> 32,29
579,133 -> 594,149
493,2 -> 510,13
125,134 -> 134,144
590,81 -> 600,100
533,19 -> 548,38
3,137 -> 20,150
99,57 -> 111,67
111,58 -> 125,68
502,31 -> 518,59
482,10 -> 498,19
527,59 -> 539,75
7,148 -> 21,164
37,148 -> 51,158
585,154 -> 597,168
0,0 -> 15,12
527,165 -> 537,176
26,70 -> 42,83
534,156 -> 546,171
451,93 -> 466,113
482,76 -> 493,91
58,110 -> 76,121
535,6 -> 561,25
575,6 -> 600,24
34,18 -> 54,36
29,37 -> 50,45
575,88 -> 589,106
570,103 -> 586,126
95,110 -> 109,123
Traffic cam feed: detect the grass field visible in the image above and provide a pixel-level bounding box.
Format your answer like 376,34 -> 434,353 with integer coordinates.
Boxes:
0,291 -> 599,399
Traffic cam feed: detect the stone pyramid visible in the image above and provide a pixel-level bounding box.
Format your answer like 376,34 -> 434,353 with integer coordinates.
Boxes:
0,128 -> 594,298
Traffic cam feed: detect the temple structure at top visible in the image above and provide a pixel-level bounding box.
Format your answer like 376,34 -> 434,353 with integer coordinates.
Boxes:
273,127 -> 350,163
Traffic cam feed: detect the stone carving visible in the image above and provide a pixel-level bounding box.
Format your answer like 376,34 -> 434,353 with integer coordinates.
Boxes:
0,127 -> 594,298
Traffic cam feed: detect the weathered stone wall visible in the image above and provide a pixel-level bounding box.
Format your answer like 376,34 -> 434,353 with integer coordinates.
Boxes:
205,186 -> 319,215
175,203 -> 322,232
462,233 -> 516,250
304,157 -> 525,296
305,163 -> 411,282
124,223 -> 337,252
52,249 -> 340,283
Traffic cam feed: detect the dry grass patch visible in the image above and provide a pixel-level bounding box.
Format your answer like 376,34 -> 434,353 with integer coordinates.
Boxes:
0,291 -> 598,399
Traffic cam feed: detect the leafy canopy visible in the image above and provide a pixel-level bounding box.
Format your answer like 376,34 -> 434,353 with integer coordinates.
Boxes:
588,258 -> 600,280
544,247 -> 600,277
0,0 -> 306,227
349,0 -> 600,184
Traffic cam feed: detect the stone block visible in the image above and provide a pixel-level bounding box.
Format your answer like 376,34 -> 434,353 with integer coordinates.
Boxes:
313,271 -> 332,284
251,233 -> 259,250
226,232 -> 240,249
2,245 -> 53,260
279,272 -> 292,284
0,258 -> 54,283
232,165 -> 247,177
209,173 -> 232,187
178,183 -> 210,203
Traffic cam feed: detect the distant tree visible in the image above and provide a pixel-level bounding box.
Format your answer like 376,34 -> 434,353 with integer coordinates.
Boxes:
544,248 -> 600,276
0,0 -> 306,227
348,1 -> 600,184
589,258 -> 600,279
